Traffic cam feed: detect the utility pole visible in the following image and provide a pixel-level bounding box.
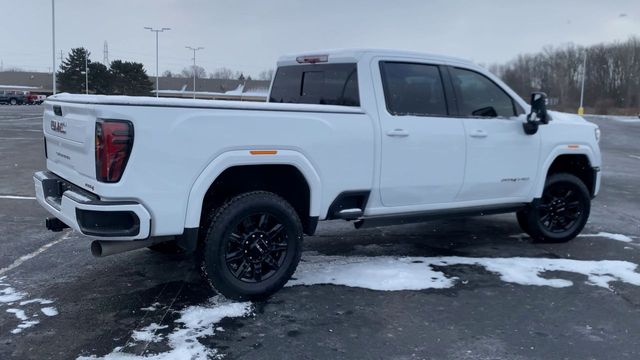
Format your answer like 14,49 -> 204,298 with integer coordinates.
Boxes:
578,49 -> 587,115
51,0 -> 56,94
144,27 -> 171,98
85,49 -> 89,94
185,46 -> 204,99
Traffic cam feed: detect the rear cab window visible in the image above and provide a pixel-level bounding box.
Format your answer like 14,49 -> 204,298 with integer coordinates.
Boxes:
379,62 -> 448,117
269,63 -> 359,106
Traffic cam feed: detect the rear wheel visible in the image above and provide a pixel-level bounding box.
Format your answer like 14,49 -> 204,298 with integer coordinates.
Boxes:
9,98 -> 17,105
201,191 -> 303,300
519,173 -> 590,243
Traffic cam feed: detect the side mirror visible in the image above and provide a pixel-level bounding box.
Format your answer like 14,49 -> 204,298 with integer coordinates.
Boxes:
523,92 -> 549,135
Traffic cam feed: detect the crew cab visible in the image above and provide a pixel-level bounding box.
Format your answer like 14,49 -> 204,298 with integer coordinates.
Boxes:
34,49 -> 601,299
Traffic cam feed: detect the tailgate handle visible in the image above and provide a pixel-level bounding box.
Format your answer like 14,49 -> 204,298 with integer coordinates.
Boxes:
53,105 -> 62,116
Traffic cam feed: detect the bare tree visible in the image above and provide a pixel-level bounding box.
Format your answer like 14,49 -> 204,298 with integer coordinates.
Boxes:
257,69 -> 275,81
209,67 -> 235,79
492,37 -> 640,114
181,65 -> 207,79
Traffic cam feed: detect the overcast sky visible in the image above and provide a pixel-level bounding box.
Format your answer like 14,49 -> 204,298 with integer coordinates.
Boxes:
1,0 -> 638,76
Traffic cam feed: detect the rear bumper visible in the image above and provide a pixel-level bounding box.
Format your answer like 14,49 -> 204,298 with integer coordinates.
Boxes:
34,171 -> 151,240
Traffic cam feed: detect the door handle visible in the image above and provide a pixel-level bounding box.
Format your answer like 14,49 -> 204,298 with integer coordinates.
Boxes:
386,129 -> 409,137
469,129 -> 488,138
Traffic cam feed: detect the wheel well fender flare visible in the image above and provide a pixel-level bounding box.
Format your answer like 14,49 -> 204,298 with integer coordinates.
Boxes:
184,149 -> 322,229
532,145 -> 597,198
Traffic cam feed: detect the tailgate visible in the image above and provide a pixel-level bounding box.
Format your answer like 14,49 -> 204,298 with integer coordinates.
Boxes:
43,101 -> 97,180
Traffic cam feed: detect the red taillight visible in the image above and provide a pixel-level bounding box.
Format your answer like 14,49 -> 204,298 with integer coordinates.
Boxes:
95,120 -> 133,183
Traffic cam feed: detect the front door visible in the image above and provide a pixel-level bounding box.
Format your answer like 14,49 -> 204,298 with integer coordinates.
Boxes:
447,66 -> 541,201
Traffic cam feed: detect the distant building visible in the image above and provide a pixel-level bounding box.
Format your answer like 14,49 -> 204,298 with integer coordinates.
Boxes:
0,71 -> 270,101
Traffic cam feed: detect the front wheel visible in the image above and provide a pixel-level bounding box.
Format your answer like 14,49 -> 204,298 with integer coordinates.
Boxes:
201,191 -> 303,300
519,173 -> 591,243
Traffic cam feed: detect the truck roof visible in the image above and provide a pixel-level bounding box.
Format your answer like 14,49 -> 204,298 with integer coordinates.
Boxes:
277,48 -> 476,67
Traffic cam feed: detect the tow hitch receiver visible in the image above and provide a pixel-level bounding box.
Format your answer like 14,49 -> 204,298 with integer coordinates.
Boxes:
46,217 -> 69,232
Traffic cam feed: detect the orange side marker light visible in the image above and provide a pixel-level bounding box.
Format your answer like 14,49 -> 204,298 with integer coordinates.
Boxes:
250,150 -> 278,155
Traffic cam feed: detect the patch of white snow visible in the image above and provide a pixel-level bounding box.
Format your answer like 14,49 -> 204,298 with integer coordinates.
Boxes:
579,232 -> 635,243
131,323 -> 167,343
77,296 -> 252,360
41,307 -> 58,316
288,254 -> 640,291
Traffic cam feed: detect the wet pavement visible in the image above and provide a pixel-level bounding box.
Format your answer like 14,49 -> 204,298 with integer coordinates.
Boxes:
0,105 -> 639,359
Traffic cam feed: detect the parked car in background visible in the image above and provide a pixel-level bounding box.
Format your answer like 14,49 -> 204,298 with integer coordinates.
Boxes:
26,92 -> 47,105
0,90 -> 27,105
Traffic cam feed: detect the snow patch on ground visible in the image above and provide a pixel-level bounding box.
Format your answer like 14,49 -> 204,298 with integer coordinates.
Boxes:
0,278 -> 57,334
288,254 -> 640,290
41,307 -> 59,316
131,323 -> 168,343
579,232 -> 635,243
510,232 -> 636,244
140,302 -> 161,312
78,296 -> 252,360
0,286 -> 26,303
287,255 -> 454,290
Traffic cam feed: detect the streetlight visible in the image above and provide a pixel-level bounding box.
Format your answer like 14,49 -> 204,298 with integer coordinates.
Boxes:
84,49 -> 89,94
578,49 -> 587,115
144,27 -> 171,98
51,0 -> 56,94
185,46 -> 204,99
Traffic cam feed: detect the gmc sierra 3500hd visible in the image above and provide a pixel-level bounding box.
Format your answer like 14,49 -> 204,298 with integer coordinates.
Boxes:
34,49 -> 601,300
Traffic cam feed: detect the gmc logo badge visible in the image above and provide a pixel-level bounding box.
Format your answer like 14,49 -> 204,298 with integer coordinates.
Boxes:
50,120 -> 67,134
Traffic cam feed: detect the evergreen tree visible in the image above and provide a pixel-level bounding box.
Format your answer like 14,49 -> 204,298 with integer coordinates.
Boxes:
110,60 -> 153,96
57,48 -> 90,93
88,62 -> 112,94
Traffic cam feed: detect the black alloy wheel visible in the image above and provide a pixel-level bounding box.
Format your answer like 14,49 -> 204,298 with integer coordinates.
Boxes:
201,191 -> 303,300
518,173 -> 591,243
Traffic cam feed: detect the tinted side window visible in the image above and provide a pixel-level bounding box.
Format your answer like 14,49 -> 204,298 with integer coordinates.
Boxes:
450,68 -> 516,118
269,63 -> 359,106
380,62 -> 448,116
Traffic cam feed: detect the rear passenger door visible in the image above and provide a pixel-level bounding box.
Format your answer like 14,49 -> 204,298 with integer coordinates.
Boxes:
447,66 -> 540,202
376,61 -> 466,207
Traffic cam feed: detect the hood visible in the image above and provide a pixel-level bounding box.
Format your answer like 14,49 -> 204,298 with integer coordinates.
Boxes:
548,111 -> 591,125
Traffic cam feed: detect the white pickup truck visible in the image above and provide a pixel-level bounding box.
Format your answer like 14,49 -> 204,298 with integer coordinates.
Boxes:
35,49 -> 601,299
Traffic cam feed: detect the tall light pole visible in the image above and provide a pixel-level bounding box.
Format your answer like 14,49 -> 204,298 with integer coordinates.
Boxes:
144,27 -> 171,98
85,49 -> 89,94
578,49 -> 587,115
51,0 -> 56,94
185,46 -> 204,99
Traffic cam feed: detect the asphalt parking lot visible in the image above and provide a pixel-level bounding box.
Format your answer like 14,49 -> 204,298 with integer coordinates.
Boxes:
0,104 -> 639,359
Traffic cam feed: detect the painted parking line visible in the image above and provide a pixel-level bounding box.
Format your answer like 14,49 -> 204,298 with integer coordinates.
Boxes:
0,195 -> 36,200
0,232 -> 71,276
0,137 -> 40,140
629,154 -> 640,160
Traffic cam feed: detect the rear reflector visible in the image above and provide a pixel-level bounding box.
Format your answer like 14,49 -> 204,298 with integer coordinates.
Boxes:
95,120 -> 134,183
296,55 -> 329,64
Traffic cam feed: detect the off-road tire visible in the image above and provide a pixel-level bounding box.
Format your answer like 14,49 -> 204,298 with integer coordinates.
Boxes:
520,173 -> 590,243
200,191 -> 303,300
